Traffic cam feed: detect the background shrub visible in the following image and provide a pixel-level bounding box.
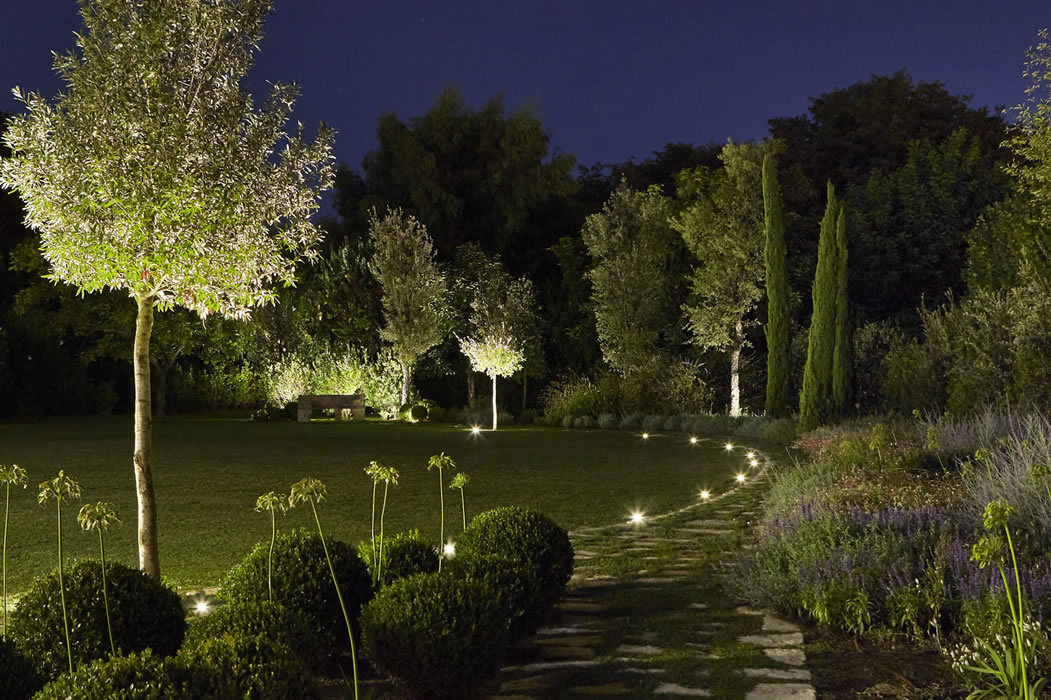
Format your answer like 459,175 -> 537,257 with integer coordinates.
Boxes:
9,560 -> 185,681
219,528 -> 372,653
561,415 -> 574,428
360,573 -> 507,699
597,413 -> 618,430
0,636 -> 43,700
358,529 -> 438,585
455,507 -> 573,624
410,403 -> 428,421
662,415 -> 682,432
33,650 -> 178,700
642,414 -> 663,432
619,412 -> 643,431
428,405 -> 449,422
573,415 -> 596,429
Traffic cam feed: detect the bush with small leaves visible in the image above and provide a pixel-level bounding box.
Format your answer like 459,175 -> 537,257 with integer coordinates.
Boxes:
448,552 -> 543,640
219,528 -> 372,653
560,415 -> 574,428
662,415 -> 682,432
0,636 -> 43,700
455,507 -> 573,625
410,404 -> 428,421
182,600 -> 323,669
597,413 -> 619,430
179,629 -> 319,700
9,560 -> 184,681
359,529 -> 438,585
360,572 -> 508,699
33,650 -> 178,700
619,412 -> 643,430
428,405 -> 449,422
574,415 -> 596,429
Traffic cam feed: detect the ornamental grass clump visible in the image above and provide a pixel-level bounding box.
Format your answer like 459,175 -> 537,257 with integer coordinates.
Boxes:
76,501 -> 120,656
0,463 -> 27,640
253,491 -> 287,603
37,470 -> 81,675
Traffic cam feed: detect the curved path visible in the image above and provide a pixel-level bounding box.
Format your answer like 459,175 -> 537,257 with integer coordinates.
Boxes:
489,450 -> 817,699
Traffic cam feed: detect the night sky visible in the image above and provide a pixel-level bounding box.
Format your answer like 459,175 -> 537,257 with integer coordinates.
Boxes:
1,1 -> 1047,174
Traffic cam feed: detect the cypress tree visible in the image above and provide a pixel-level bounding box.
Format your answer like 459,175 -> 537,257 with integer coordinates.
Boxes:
799,182 -> 839,430
762,153 -> 791,418
832,204 -> 853,416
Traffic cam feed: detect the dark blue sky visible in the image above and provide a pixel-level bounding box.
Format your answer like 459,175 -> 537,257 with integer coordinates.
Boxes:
1,1 -> 1047,172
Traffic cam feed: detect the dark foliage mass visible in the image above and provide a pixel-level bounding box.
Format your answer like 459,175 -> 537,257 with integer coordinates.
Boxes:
8,560 -> 185,681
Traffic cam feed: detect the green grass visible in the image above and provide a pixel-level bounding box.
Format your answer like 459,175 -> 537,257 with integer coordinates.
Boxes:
0,414 -> 754,594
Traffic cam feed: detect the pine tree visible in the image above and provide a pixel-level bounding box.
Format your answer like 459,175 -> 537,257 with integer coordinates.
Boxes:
832,205 -> 853,416
799,182 -> 840,430
762,153 -> 791,418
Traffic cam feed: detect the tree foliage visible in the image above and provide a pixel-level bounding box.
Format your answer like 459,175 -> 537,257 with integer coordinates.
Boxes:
763,153 -> 792,418
368,207 -> 446,405
831,206 -> 853,415
581,183 -> 679,375
672,141 -> 768,416
799,183 -> 840,430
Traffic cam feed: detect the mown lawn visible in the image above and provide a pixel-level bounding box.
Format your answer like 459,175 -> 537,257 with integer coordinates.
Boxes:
0,414 -> 755,594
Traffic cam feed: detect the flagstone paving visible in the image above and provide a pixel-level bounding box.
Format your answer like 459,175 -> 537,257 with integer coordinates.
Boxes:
488,451 -> 817,699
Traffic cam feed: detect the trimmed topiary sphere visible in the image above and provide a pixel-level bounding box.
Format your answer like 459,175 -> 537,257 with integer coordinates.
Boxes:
182,600 -> 324,669
0,636 -> 44,700
455,506 -> 573,622
219,528 -> 372,652
33,650 -> 178,700
360,572 -> 508,698
178,629 -> 320,700
9,559 -> 185,681
358,529 -> 439,585
448,552 -> 543,640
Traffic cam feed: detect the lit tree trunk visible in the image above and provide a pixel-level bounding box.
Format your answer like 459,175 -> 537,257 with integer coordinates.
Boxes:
133,295 -> 160,580
400,360 -> 410,407
491,374 -> 498,431
730,314 -> 744,417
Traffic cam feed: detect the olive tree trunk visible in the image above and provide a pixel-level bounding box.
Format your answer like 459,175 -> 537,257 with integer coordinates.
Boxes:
133,295 -> 160,579
729,314 -> 744,418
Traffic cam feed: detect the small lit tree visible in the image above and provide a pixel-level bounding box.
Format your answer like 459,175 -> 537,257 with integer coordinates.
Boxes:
0,0 -> 334,579
368,207 -> 447,406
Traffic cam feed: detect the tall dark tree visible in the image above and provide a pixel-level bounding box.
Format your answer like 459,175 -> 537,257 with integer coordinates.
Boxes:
831,206 -> 853,416
763,153 -> 792,418
799,183 -> 839,430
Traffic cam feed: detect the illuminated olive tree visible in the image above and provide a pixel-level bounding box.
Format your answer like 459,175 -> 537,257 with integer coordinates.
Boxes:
0,0 -> 334,579
368,207 -> 447,406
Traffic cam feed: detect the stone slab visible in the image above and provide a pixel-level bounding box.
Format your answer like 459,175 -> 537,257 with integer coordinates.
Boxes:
746,683 -> 816,700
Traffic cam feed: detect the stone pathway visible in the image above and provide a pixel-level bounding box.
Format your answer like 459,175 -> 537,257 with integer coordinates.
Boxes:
489,448 -> 817,699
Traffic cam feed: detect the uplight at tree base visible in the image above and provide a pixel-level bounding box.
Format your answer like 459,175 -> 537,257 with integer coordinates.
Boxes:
629,511 -> 645,525
471,426 -> 481,435
641,432 -> 650,440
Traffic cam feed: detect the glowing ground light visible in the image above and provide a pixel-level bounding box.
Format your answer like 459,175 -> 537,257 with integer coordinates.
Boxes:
630,511 -> 645,525
689,436 -> 698,445
736,473 -> 747,483
641,432 -> 650,440
443,542 -> 456,558
750,459 -> 759,467
724,442 -> 734,451
471,426 -> 481,435
194,600 -> 211,616
746,451 -> 755,460
699,489 -> 711,500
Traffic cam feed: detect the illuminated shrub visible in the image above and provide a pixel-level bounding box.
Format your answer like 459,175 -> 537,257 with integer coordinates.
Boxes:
179,628 -> 318,700
219,529 -> 372,653
33,650 -> 177,699
358,529 -> 438,585
9,560 -> 184,681
449,552 -> 544,640
360,573 -> 507,698
182,600 -> 322,668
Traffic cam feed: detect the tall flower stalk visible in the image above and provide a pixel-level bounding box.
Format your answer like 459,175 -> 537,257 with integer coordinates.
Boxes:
38,471 -> 81,676
450,472 -> 470,530
254,492 -> 288,603
77,501 -> 120,656
289,478 -> 358,699
364,462 -> 399,586
0,464 -> 27,640
427,452 -> 456,572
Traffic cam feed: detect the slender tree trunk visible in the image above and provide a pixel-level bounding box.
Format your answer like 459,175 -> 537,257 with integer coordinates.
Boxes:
467,371 -> 475,405
730,314 -> 744,418
150,359 -> 171,418
522,374 -> 528,413
400,360 -> 409,407
134,295 -> 160,579
491,374 -> 498,431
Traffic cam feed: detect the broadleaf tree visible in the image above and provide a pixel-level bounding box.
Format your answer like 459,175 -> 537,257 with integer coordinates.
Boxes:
0,0 -> 334,578
672,142 -> 768,417
368,207 -> 446,406
762,152 -> 792,418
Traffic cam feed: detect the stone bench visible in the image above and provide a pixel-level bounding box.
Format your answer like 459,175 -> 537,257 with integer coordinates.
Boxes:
297,394 -> 365,422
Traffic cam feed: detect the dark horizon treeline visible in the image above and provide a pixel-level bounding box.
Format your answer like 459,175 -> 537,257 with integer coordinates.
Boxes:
0,70 -> 1016,419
